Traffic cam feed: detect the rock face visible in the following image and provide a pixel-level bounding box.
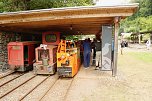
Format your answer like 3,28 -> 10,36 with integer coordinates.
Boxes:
0,32 -> 21,71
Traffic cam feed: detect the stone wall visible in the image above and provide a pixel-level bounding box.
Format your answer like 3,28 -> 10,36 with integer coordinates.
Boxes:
0,32 -> 21,71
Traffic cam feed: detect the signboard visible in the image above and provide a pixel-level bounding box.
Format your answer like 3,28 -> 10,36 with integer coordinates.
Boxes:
101,25 -> 112,70
12,46 -> 21,50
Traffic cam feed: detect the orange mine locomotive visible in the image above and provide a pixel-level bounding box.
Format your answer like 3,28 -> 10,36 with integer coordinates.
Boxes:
57,40 -> 81,77
33,32 -> 60,75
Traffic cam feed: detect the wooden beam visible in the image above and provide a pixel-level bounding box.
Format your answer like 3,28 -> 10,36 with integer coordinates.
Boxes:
112,17 -> 120,77
1,17 -> 113,27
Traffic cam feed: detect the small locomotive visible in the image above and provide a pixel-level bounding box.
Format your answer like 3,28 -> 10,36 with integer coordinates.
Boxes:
57,40 -> 81,77
33,32 -> 60,75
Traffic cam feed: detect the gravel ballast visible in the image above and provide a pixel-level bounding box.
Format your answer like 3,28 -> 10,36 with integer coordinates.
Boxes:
22,74 -> 58,101
1,75 -> 46,101
0,72 -> 34,98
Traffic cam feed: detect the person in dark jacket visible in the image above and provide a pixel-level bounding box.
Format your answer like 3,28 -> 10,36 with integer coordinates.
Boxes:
120,41 -> 125,55
83,38 -> 91,68
91,38 -> 97,66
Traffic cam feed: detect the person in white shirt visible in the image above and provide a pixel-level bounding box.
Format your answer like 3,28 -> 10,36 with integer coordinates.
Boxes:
146,39 -> 151,50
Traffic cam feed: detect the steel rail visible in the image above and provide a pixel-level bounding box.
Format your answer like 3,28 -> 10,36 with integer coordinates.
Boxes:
63,78 -> 74,101
0,75 -> 36,99
39,77 -> 59,101
39,77 -> 74,101
0,71 -> 15,79
19,75 -> 51,101
0,73 -> 25,88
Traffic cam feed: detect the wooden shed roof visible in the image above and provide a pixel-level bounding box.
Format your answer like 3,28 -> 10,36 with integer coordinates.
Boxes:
0,4 -> 138,35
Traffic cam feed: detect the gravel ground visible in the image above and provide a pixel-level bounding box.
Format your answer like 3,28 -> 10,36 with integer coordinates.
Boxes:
41,78 -> 73,101
0,73 -> 23,87
0,72 -> 34,98
0,70 -> 13,78
1,75 -> 46,101
22,74 -> 58,101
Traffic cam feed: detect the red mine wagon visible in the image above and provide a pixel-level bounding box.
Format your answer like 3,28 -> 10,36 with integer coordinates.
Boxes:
7,41 -> 39,72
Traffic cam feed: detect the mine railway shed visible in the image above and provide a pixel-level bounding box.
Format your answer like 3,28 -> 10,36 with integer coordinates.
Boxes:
0,4 -> 138,76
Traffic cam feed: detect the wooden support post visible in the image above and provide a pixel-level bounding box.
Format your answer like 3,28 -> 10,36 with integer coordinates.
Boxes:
150,33 -> 152,43
138,34 -> 141,44
112,17 -> 120,77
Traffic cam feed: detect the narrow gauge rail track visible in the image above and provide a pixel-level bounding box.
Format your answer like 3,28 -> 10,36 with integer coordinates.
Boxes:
0,73 -> 75,101
0,73 -> 25,88
63,78 -> 74,101
0,71 -> 15,79
21,74 -> 59,101
39,77 -> 74,101
0,75 -> 36,99
39,77 -> 59,101
19,75 -> 51,101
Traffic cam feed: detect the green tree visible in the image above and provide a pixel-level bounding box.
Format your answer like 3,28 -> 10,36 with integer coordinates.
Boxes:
0,0 -> 31,12
0,0 -> 93,12
131,0 -> 152,17
120,0 -> 152,34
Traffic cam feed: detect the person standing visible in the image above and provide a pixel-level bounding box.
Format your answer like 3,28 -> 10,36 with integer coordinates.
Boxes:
91,38 -> 96,66
83,38 -> 91,68
146,39 -> 151,50
95,40 -> 101,70
120,41 -> 125,55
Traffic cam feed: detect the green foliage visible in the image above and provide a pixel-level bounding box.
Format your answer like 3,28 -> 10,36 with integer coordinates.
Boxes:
0,0 -> 93,12
0,0 -> 31,12
120,0 -> 152,34
131,0 -> 152,17
121,16 -> 152,33
66,35 -> 83,41
142,33 -> 150,41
